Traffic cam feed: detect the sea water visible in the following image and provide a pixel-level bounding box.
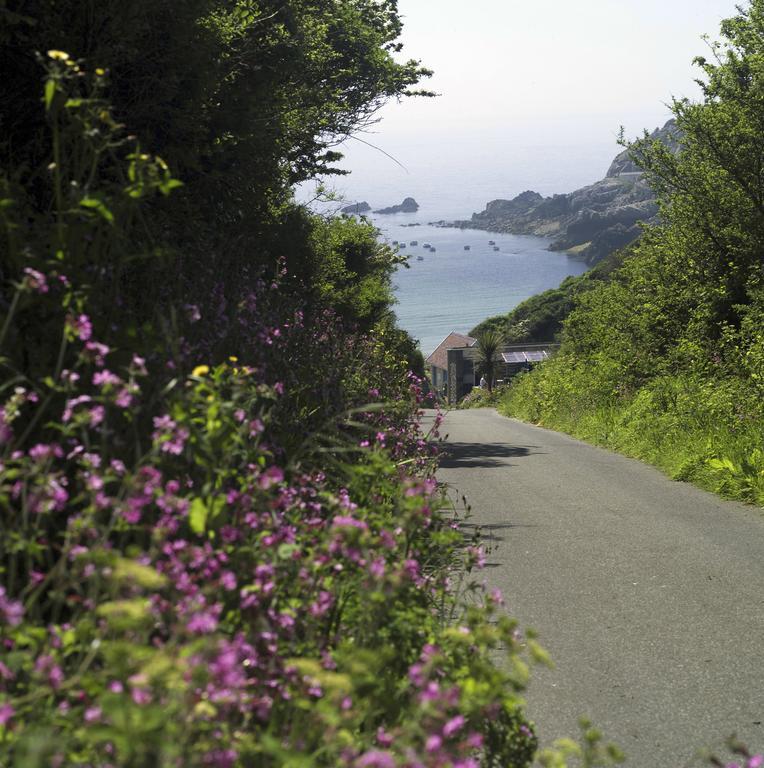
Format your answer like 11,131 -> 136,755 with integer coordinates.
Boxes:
303,141 -> 618,356
375,212 -> 589,356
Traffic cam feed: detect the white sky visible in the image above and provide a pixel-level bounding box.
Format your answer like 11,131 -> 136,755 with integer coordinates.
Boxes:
337,0 -> 739,178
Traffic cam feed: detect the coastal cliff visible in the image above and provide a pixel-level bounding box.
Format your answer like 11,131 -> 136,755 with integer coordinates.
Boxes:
455,120 -> 679,264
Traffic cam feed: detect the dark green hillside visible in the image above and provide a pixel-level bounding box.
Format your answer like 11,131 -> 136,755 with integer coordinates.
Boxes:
499,0 -> 764,507
470,246 -> 629,343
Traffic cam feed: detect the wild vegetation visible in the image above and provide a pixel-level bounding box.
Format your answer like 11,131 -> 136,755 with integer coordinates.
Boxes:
498,0 -> 764,507
469,249 -> 628,345
0,3 -> 554,766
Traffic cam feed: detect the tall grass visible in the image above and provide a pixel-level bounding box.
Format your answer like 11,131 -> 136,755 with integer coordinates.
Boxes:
500,358 -> 764,506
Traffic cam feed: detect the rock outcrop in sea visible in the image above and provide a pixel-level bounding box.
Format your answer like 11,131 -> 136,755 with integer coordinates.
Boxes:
374,197 -> 419,214
454,121 -> 679,264
340,201 -> 371,214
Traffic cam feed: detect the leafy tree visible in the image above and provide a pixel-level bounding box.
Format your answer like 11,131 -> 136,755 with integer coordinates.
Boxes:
0,0 -> 432,373
500,0 -> 764,503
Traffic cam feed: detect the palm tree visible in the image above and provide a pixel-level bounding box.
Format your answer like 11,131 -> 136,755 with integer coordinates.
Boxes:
476,330 -> 503,392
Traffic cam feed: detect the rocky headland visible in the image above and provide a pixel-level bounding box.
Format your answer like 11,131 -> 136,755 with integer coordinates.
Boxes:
374,197 -> 419,214
340,201 -> 371,214
454,121 -> 679,264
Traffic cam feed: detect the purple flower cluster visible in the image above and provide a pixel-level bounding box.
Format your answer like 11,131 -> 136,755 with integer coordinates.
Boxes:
0,259 -> 537,766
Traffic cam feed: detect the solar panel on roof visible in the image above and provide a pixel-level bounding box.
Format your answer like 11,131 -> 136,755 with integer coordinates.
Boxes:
501,349 -> 552,364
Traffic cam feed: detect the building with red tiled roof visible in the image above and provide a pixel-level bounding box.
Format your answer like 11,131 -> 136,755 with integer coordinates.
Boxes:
425,332 -> 477,395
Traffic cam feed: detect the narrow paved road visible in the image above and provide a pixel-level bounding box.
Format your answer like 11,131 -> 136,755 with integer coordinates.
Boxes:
433,408 -> 764,767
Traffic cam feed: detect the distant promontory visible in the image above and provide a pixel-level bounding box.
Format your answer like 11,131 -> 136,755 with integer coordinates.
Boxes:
340,201 -> 371,214
374,197 -> 419,214
454,120 -> 679,264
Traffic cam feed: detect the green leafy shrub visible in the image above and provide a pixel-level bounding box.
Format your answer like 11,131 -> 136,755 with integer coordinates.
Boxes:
0,43 -> 538,768
458,385 -> 510,410
498,1 -> 764,509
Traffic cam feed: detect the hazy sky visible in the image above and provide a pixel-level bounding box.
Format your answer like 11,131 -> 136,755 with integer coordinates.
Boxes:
336,0 -> 740,182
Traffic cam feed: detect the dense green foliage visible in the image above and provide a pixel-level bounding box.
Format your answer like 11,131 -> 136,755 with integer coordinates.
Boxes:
457,385 -> 510,411
500,1 -> 764,506
1,0 -> 431,374
0,4 -> 554,767
469,249 -> 628,344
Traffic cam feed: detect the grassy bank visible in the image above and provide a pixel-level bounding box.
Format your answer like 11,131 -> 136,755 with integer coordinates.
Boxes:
500,360 -> 764,507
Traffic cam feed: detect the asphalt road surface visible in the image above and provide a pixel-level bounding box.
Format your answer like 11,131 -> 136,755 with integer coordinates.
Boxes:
432,408 -> 764,767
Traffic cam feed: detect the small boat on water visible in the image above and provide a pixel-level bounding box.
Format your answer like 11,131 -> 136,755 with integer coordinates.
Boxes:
423,243 -> 431,248
410,240 -> 419,246
416,255 -> 424,261
493,246 -> 500,251
430,247 -> 436,252
464,245 -> 471,251
488,240 -> 495,245
392,240 -> 398,245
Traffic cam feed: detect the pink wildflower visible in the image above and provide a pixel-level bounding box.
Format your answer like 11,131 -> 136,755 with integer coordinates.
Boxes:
92,370 -> 121,387
0,703 -> 14,726
71,314 -> 92,341
258,466 -> 284,489
376,727 -> 394,747
84,340 -> 110,366
84,706 -> 102,723
115,388 -> 133,408
356,750 -> 396,768
249,418 -> 264,436
88,405 -> 105,426
442,715 -> 465,737
131,355 -> 148,375
23,267 -> 49,293
0,586 -> 23,627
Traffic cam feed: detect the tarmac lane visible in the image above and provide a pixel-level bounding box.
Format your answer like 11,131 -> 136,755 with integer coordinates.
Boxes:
430,407 -> 764,767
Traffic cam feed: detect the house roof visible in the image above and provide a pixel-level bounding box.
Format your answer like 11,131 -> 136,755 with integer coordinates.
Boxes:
426,332 -> 477,371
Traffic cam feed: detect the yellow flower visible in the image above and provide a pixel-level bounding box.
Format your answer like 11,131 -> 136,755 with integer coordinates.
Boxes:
95,68 -> 105,76
192,365 -> 210,377
228,356 -> 238,363
47,50 -> 70,61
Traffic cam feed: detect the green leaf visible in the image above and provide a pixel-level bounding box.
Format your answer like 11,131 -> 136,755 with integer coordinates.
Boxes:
44,79 -> 56,111
708,457 -> 737,473
79,196 -> 114,224
112,557 -> 167,589
277,543 -> 299,560
96,599 -> 152,628
159,178 -> 183,196
189,497 -> 208,535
